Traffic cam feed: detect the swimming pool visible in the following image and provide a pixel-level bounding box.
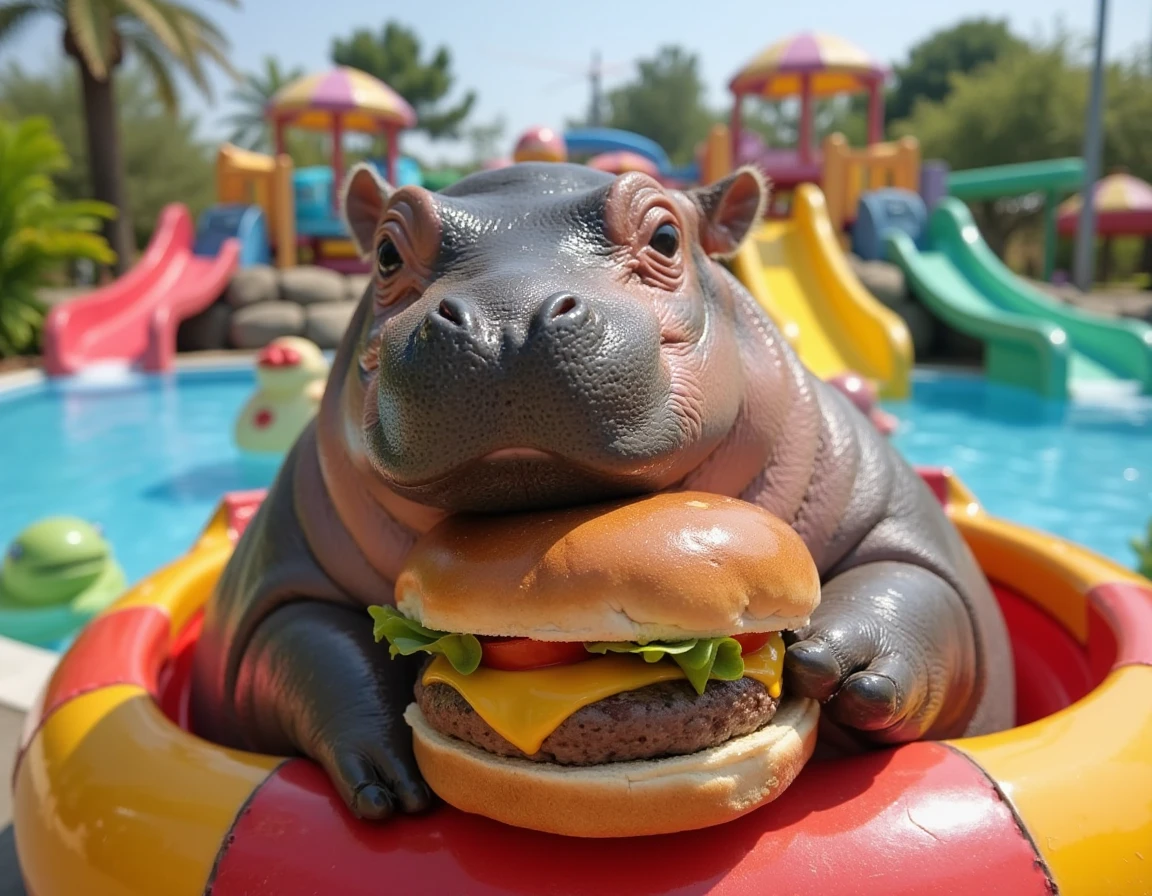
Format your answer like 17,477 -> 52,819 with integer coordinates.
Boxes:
882,370 -> 1152,569
1,364 -> 1149,585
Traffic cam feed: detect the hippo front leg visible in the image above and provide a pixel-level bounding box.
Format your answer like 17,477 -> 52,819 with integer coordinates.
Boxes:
784,561 -> 979,745
235,601 -> 433,819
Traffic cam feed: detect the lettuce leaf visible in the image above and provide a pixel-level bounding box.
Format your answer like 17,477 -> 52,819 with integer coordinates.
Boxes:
367,605 -> 483,675
583,637 -> 745,694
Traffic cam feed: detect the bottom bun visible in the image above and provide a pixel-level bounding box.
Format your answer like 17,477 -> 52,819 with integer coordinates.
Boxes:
404,695 -> 819,838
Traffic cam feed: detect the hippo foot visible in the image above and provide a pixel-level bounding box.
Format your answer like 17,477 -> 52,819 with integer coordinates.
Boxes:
237,601 -> 433,820
783,560 -> 979,744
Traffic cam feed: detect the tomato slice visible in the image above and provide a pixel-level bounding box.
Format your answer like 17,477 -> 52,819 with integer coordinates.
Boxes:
478,636 -> 592,671
732,632 -> 773,654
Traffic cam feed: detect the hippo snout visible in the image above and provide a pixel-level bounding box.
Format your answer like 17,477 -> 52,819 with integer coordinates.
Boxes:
368,286 -> 681,510
420,291 -> 598,358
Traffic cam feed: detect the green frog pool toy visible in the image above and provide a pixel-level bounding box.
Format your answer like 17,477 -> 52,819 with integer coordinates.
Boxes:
0,517 -> 126,648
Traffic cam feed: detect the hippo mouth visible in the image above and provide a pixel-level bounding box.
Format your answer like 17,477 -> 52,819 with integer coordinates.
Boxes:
375,448 -> 671,514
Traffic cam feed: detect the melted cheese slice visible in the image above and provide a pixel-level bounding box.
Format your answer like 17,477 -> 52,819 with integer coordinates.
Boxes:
421,634 -> 785,755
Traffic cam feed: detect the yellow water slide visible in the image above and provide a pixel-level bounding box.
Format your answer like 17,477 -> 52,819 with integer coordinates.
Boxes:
730,183 -> 912,400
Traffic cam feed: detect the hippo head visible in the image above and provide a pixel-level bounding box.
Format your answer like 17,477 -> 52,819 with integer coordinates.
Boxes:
340,162 -> 767,513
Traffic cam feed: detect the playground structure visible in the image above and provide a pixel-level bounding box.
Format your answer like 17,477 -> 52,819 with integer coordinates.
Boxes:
41,204 -> 243,376
39,31 -> 1151,400
264,66 -> 416,271
1056,170 -> 1152,284
852,162 -> 1152,400
730,181 -> 912,399
727,32 -> 888,194
942,158 -> 1085,281
41,66 -> 434,377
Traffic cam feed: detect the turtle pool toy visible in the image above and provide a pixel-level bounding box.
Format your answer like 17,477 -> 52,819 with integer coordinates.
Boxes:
0,517 -> 126,649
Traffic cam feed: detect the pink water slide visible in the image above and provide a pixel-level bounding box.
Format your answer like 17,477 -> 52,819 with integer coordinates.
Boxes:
42,204 -> 239,376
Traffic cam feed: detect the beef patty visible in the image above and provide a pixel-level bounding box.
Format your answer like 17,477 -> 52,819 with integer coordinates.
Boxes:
414,675 -> 779,765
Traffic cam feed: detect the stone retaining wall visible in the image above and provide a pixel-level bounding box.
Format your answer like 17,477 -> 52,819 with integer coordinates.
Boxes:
178,259 -> 1152,360
177,265 -> 371,353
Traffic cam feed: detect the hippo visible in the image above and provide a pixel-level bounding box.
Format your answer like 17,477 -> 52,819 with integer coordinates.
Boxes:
190,162 -> 1015,821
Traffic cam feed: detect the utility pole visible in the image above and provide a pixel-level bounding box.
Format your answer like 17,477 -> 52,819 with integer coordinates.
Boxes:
588,51 -> 603,127
1073,0 -> 1109,292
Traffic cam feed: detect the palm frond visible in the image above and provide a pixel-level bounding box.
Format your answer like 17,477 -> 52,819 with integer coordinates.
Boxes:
65,0 -> 114,79
122,28 -> 179,112
166,3 -> 237,81
115,0 -> 184,58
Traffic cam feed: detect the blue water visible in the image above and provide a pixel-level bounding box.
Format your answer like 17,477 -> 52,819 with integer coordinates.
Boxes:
1,366 -> 1149,588
882,371 -> 1152,568
0,365 -> 280,584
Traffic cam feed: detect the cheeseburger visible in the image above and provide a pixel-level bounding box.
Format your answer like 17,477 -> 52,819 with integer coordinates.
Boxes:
369,491 -> 821,838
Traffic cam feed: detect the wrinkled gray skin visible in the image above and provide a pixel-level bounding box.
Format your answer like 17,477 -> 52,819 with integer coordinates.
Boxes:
190,163 -> 1015,821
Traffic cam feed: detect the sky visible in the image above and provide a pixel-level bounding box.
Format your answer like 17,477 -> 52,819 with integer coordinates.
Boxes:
2,0 -> 1151,165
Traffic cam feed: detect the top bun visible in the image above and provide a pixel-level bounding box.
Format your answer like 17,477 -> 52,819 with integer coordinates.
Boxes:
394,491 -> 820,643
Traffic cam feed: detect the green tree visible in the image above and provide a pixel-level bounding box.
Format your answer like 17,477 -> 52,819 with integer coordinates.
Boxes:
223,55 -> 303,151
888,18 -> 1027,122
1,63 -> 216,251
0,116 -> 115,357
895,39 -> 1087,253
463,115 -> 506,168
603,46 -> 714,166
331,21 -> 475,139
0,0 -> 237,274
1103,54 -> 1152,184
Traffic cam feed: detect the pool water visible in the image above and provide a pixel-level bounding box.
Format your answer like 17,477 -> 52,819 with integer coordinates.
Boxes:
1,366 -> 1149,588
882,370 -> 1152,569
1,365 -> 279,585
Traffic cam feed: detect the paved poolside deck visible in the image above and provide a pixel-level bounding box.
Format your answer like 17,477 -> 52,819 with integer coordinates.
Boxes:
0,636 -> 60,892
0,705 -> 28,894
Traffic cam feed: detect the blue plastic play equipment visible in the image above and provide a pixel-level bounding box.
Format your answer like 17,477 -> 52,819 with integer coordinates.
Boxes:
564,127 -> 699,183
293,158 -> 423,240
193,204 -> 269,268
852,189 -> 928,262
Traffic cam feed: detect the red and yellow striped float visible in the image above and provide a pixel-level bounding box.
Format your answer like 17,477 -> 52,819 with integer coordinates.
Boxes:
11,470 -> 1152,895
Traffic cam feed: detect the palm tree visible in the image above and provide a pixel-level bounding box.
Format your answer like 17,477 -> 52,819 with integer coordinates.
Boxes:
223,55 -> 303,151
0,0 -> 238,274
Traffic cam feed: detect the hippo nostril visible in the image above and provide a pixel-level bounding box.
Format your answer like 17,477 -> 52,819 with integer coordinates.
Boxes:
549,294 -> 579,319
430,296 -> 476,332
536,292 -> 588,330
437,299 -> 461,324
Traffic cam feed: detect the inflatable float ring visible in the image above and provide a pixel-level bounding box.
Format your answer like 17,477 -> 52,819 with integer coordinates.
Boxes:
11,470 -> 1152,895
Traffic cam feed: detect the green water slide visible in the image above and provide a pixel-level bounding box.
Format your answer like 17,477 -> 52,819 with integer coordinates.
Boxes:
887,197 -> 1152,399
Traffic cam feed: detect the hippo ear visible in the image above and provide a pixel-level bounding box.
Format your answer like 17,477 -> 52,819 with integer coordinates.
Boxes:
341,163 -> 395,258
689,166 -> 770,258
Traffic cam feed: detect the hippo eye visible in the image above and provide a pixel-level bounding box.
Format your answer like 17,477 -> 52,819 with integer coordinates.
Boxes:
376,238 -> 403,276
649,223 -> 680,258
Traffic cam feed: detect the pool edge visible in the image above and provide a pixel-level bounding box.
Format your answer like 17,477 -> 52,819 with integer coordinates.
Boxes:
0,638 -> 58,715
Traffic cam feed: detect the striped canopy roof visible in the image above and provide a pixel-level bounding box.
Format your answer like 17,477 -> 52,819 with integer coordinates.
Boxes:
586,151 -> 661,177
267,66 -> 416,133
729,31 -> 887,98
1057,172 -> 1152,236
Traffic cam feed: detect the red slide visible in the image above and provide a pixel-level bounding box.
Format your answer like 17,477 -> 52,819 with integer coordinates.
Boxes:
43,203 -> 239,376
